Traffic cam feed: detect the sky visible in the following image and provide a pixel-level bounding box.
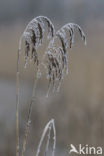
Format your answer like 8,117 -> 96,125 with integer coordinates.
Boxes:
0,0 -> 104,25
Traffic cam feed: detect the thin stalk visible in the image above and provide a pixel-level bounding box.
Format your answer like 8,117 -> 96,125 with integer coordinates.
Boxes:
45,125 -> 51,156
36,119 -> 56,156
52,120 -> 56,156
22,76 -> 38,156
16,49 -> 20,156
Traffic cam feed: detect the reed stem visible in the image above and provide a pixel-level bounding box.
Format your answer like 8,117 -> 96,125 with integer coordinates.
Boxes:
22,77 -> 38,156
16,49 -> 20,156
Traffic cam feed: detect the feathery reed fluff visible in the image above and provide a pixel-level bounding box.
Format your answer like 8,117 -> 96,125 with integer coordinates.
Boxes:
19,16 -> 55,70
16,15 -> 86,156
43,23 -> 86,96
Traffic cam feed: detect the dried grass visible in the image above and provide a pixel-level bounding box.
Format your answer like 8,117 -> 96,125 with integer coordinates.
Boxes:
16,16 -> 86,156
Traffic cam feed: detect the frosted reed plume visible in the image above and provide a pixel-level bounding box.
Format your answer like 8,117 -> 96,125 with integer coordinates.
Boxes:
16,16 -> 55,156
43,23 -> 86,96
36,119 -> 56,156
17,15 -> 86,156
19,16 -> 55,70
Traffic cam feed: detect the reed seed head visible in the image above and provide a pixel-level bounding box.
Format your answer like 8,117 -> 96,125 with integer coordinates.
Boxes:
18,16 -> 55,71
18,16 -> 86,96
43,23 -> 86,95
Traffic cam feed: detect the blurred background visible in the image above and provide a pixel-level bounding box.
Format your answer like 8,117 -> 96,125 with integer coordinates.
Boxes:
0,0 -> 104,155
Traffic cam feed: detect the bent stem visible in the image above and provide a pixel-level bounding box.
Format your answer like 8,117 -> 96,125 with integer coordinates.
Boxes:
16,49 -> 20,156
36,119 -> 56,156
22,76 -> 38,156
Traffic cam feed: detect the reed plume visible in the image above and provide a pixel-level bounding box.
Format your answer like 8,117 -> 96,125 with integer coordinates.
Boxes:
17,15 -> 86,156
17,16 -> 55,156
43,23 -> 86,96
19,16 -> 55,69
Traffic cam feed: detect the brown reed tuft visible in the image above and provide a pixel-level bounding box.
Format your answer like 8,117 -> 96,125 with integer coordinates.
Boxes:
43,23 -> 86,96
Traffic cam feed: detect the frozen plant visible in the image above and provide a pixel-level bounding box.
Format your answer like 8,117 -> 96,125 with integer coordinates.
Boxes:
16,16 -> 55,156
16,16 -> 86,156
43,23 -> 86,96
36,119 -> 56,156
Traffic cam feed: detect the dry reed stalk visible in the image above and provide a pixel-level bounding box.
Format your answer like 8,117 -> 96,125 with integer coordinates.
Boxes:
16,49 -> 20,156
21,76 -> 38,156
